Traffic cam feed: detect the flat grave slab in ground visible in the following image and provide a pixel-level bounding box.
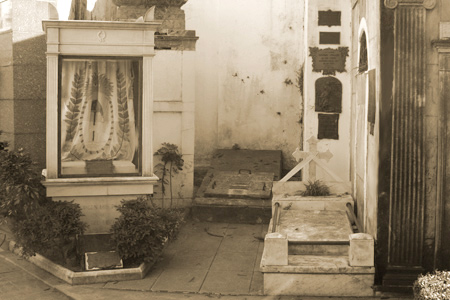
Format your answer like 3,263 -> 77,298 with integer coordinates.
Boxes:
210,149 -> 282,180
193,149 -> 282,223
204,171 -> 274,199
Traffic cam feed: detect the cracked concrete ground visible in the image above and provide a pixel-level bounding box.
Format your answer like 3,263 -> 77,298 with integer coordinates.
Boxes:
0,220 -> 412,300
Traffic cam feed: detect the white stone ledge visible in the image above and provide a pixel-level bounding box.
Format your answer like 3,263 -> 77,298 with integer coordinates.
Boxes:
43,176 -> 159,197
9,241 -> 153,285
261,255 -> 375,274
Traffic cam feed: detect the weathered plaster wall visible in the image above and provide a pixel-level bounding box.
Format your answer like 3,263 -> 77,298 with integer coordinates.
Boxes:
303,0 -> 352,183
152,50 -> 195,206
351,0 -> 381,239
0,0 -> 51,169
184,0 -> 304,170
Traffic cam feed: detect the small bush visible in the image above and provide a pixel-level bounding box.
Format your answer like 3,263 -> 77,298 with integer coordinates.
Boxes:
413,271 -> 450,300
111,197 -> 184,266
12,200 -> 87,263
0,148 -> 47,218
154,143 -> 184,208
301,180 -> 331,196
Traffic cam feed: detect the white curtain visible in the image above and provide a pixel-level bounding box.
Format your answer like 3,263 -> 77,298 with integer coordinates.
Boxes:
60,60 -> 137,162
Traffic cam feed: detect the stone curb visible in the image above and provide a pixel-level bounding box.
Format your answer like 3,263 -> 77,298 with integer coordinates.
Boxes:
8,240 -> 154,285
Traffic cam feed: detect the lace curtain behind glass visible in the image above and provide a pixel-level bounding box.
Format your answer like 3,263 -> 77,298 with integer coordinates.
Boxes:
60,59 -> 137,163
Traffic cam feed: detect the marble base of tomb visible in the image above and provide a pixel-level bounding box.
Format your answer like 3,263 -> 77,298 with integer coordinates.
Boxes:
261,182 -> 374,297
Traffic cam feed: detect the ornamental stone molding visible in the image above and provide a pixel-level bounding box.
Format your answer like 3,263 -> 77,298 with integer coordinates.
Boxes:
384,0 -> 436,9
112,0 -> 187,7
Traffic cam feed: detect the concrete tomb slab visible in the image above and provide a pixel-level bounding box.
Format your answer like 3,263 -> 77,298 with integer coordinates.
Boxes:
210,149 -> 282,180
277,210 -> 353,242
193,149 -> 281,223
204,171 -> 274,199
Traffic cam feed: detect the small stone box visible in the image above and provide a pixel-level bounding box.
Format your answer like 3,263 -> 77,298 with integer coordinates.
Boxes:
262,233 -> 288,266
349,233 -> 374,267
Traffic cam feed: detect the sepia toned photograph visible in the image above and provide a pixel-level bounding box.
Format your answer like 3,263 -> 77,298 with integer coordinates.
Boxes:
0,0 -> 448,299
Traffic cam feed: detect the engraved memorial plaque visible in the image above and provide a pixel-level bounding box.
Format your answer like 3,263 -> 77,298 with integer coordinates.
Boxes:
310,47 -> 349,75
318,114 -> 339,140
319,32 -> 340,44
315,77 -> 342,113
318,10 -> 341,27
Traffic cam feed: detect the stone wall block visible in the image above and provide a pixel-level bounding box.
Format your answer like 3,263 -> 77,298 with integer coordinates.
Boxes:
263,233 -> 288,266
349,233 -> 374,267
13,64 -> 46,100
13,99 -> 45,134
0,65 -> 14,100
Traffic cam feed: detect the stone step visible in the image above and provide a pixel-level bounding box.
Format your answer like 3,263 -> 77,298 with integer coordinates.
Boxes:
288,241 -> 349,256
261,255 -> 375,296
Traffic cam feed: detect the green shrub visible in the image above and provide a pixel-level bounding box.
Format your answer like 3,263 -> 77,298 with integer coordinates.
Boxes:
301,180 -> 331,196
413,271 -> 450,300
12,200 -> 87,263
0,147 -> 47,219
111,197 -> 184,265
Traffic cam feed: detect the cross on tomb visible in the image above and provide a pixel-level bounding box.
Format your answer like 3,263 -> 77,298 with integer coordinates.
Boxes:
295,136 -> 332,181
281,136 -> 332,182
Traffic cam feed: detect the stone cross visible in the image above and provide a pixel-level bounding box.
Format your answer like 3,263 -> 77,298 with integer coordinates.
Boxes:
292,136 -> 332,181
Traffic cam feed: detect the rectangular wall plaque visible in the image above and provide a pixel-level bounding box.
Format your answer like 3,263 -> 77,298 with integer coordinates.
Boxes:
318,113 -> 339,140
310,47 -> 349,75
320,32 -> 340,45
318,10 -> 341,26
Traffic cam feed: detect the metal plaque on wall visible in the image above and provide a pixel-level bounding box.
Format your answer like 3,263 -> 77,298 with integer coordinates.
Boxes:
309,47 -> 349,75
318,10 -> 341,26
318,113 -> 339,140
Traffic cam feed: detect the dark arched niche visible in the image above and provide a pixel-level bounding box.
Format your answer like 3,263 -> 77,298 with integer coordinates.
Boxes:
359,32 -> 368,73
315,77 -> 342,113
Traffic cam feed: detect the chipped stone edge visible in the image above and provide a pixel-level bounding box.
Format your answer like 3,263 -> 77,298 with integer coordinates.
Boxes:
9,241 -> 153,285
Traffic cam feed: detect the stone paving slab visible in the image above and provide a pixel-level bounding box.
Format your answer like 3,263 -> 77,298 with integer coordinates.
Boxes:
200,270 -> 254,294
152,268 -> 208,292
0,248 -> 72,300
210,251 -> 257,272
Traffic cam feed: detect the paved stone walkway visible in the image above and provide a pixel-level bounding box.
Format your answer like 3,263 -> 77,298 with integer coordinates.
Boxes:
98,222 -> 266,295
0,248 -> 72,300
0,220 -> 413,300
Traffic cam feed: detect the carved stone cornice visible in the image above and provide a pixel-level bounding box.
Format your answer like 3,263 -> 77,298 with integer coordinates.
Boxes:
384,0 -> 436,9
112,0 -> 187,7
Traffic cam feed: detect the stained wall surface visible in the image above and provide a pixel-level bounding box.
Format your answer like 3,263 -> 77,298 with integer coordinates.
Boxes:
350,0 -> 381,239
184,0 -> 305,170
0,0 -> 51,169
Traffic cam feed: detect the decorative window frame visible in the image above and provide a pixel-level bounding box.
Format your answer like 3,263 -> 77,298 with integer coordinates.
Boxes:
42,20 -> 160,197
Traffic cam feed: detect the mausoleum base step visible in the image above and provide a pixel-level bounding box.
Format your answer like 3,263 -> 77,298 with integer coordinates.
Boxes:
261,255 -> 375,297
288,241 -> 349,256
